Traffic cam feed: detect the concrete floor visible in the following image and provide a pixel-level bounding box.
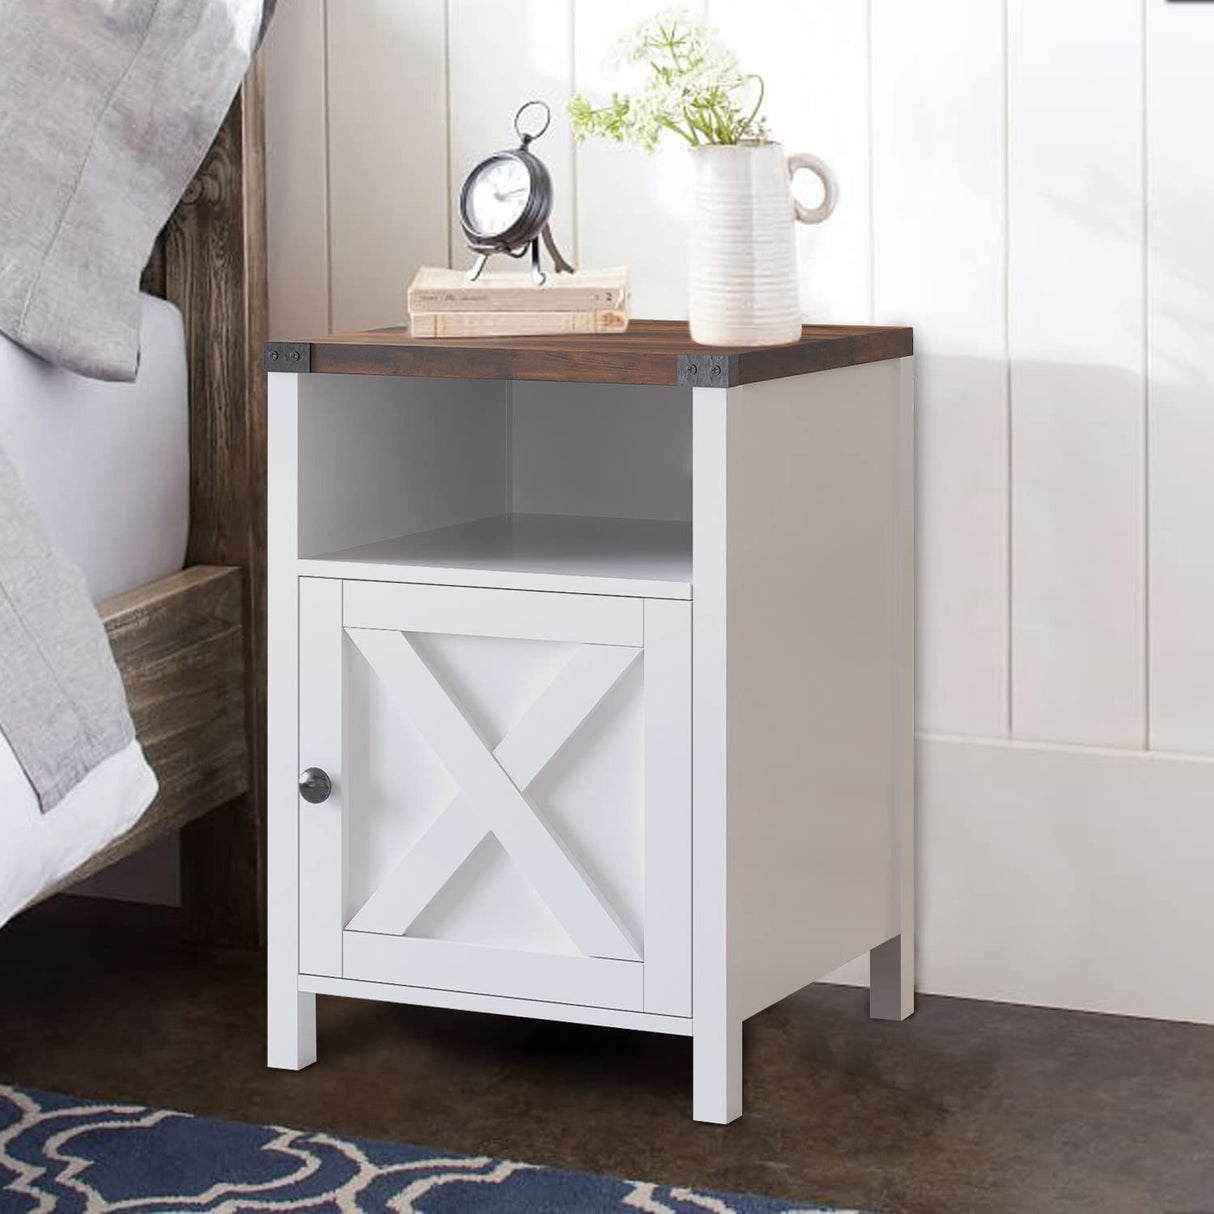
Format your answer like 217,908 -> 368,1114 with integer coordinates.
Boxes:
2,896 -> 1213,1214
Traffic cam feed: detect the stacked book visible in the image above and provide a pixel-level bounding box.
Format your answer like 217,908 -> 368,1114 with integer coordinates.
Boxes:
407,265 -> 629,338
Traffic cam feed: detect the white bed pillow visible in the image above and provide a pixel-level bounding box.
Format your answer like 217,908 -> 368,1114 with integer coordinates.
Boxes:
0,737 -> 157,929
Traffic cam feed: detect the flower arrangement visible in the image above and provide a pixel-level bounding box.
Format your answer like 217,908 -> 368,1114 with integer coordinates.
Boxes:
567,11 -> 767,152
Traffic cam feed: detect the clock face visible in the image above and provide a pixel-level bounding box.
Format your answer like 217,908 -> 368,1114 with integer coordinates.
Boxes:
463,155 -> 532,239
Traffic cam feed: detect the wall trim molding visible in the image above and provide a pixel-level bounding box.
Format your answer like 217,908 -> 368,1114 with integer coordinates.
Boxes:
826,733 -> 1214,1025
917,730 -> 1214,765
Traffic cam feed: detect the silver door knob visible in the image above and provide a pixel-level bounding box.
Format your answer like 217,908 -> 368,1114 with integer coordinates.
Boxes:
298,767 -> 332,804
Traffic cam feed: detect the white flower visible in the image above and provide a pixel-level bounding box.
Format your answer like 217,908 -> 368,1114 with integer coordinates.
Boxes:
612,6 -> 698,63
567,11 -> 770,152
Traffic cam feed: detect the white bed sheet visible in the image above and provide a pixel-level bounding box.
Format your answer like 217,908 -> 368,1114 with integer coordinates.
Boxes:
0,294 -> 181,924
0,293 -> 189,602
0,740 -> 157,926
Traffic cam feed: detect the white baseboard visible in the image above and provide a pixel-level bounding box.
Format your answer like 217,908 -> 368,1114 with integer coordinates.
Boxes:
823,734 -> 1214,1024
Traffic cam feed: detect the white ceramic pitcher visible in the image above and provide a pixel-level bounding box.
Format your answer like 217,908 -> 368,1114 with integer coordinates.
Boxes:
688,142 -> 837,347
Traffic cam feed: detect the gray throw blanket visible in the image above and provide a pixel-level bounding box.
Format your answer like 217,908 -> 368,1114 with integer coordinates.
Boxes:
0,0 -> 272,810
0,0 -> 272,380
0,444 -> 134,811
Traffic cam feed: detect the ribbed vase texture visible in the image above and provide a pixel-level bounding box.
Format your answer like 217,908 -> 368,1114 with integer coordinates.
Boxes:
689,143 -> 802,347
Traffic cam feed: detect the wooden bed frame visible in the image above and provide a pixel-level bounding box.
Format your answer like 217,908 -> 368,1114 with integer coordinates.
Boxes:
39,63 -> 268,946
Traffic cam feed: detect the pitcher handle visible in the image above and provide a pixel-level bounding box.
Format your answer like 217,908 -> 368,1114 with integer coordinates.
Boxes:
787,152 -> 837,225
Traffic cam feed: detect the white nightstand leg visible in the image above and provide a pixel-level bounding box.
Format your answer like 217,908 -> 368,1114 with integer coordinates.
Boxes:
691,385 -> 740,1125
268,988 -> 317,1070
869,933 -> 914,1021
267,373 -> 317,1071
871,358 -> 916,1025
692,1016 -> 742,1124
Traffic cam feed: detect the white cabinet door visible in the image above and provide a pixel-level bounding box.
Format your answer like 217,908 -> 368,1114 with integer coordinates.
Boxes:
297,578 -> 691,1016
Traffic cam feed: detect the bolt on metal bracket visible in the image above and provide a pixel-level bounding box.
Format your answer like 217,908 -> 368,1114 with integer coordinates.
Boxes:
677,353 -> 740,387
264,342 -> 311,373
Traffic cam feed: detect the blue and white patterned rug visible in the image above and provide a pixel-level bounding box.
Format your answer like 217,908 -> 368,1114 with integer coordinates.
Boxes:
0,1085 -> 858,1213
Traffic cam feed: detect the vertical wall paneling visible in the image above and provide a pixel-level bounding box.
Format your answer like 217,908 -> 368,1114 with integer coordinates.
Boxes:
709,0 -> 872,324
1008,0 -> 1147,747
262,0 -> 330,338
572,0 -> 706,318
447,1 -> 576,277
1145,0 -> 1214,755
326,0 -> 450,332
870,0 -> 1010,737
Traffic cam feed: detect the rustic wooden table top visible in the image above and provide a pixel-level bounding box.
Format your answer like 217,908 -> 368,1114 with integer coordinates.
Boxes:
265,319 -> 912,387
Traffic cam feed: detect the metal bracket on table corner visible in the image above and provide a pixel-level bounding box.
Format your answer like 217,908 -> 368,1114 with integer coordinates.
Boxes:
264,342 -> 311,373
677,353 -> 739,388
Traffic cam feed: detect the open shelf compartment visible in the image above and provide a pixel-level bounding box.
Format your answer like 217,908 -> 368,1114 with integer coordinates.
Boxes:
294,374 -> 693,598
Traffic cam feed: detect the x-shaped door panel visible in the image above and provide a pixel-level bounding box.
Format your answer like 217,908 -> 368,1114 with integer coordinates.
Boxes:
345,628 -> 641,961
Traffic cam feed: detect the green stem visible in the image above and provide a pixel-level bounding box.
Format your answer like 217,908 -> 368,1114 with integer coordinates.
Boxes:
658,114 -> 698,147
743,74 -> 765,138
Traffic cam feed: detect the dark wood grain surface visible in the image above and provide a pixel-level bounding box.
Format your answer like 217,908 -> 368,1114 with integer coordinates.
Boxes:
160,60 -> 269,947
39,568 -> 248,901
285,319 -> 912,386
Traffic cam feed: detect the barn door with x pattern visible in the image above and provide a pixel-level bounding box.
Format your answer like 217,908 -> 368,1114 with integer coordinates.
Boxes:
297,578 -> 690,1017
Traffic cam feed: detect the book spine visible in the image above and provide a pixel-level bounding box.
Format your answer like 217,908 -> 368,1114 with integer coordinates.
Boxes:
409,309 -> 630,338
407,286 -> 627,313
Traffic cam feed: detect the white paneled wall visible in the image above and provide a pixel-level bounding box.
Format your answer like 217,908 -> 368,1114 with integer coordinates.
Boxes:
1008,0 -> 1147,748
263,0 -> 1214,1022
1146,0 -> 1214,755
870,0 -> 1010,737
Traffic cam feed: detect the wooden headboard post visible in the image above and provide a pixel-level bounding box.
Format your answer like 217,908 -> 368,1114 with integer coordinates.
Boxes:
157,60 -> 270,946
